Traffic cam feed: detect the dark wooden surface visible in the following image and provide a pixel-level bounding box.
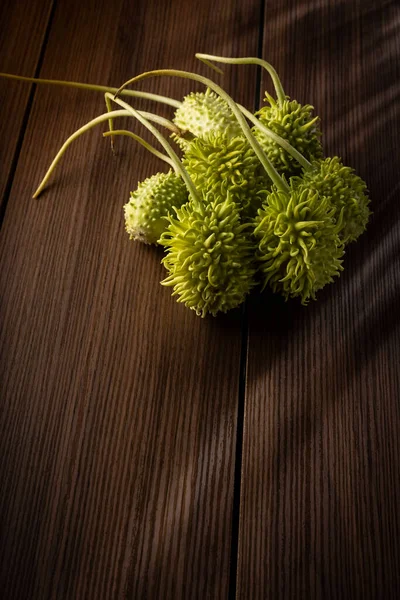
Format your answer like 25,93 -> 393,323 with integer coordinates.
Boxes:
0,0 -> 399,598
0,0 -> 54,206
238,1 -> 400,599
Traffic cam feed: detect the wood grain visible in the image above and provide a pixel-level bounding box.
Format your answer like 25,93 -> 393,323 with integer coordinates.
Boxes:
238,0 -> 400,598
0,0 -> 261,597
0,0 -> 54,208
2,0 -> 400,598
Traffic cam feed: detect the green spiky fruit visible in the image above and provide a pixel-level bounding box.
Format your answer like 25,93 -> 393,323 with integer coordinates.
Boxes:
159,192 -> 256,317
173,88 -> 242,143
253,93 -> 323,176
293,157 -> 371,244
254,184 -> 344,303
183,132 -> 271,218
170,131 -> 194,152
124,171 -> 188,245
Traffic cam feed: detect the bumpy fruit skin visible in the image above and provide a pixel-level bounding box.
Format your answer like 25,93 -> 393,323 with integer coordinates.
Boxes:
293,157 -> 371,244
254,184 -> 344,303
253,93 -> 323,176
159,192 -> 256,317
124,171 -> 188,245
173,88 -> 242,146
183,132 -> 271,218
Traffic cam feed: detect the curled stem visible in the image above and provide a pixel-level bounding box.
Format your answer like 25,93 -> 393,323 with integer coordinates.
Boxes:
195,53 -> 286,105
33,107 -> 177,197
105,93 -> 200,202
115,70 -> 289,193
3,70 -> 307,170
0,71 -> 182,108
103,129 -> 176,170
33,109 -> 129,198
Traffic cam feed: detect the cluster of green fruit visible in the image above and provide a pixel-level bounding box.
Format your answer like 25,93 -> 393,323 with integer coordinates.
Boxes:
1,54 -> 370,317
122,55 -> 370,316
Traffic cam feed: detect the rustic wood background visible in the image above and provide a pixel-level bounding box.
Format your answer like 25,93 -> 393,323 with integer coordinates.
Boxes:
1,0 -> 399,598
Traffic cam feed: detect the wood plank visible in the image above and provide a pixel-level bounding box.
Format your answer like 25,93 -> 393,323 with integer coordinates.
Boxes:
238,0 -> 400,598
0,0 -> 54,208
0,0 -> 262,597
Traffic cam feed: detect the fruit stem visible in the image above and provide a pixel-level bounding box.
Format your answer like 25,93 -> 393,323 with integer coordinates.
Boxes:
195,53 -> 287,105
0,72 -> 182,108
33,109 -> 129,197
103,130 -> 176,170
33,108 -> 177,197
238,105 -> 311,170
136,111 -> 180,133
3,70 -> 309,170
115,70 -> 289,193
105,93 -> 200,202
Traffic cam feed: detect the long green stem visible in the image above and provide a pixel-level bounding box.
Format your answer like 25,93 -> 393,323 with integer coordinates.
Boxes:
33,109 -> 129,197
103,130 -> 176,170
2,70 -> 308,171
137,111 -> 180,133
104,94 -> 179,154
238,105 -> 311,170
104,93 -> 116,151
0,72 -> 182,108
195,58 -> 224,75
33,105 -> 181,197
105,93 -> 200,202
195,53 -> 287,105
115,70 -> 289,193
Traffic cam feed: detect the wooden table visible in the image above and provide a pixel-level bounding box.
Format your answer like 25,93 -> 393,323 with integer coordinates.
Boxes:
1,0 -> 399,597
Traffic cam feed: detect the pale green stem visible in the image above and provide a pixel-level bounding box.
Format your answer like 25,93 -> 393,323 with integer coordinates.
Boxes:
0,72 -> 182,108
115,70 -> 289,193
137,111 -> 180,133
33,104 -> 182,197
33,109 -> 129,197
104,92 -> 180,151
105,93 -> 200,202
3,69 -> 307,171
196,58 -> 224,75
195,53 -> 286,105
103,130 -> 176,170
104,93 -> 116,152
238,105 -> 311,170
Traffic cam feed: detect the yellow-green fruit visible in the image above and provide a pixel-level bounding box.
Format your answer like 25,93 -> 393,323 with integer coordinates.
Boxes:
254,184 -> 344,303
173,88 -> 242,144
160,192 -> 256,317
293,157 -> 371,244
253,93 -> 323,176
183,132 -> 271,218
124,171 -> 188,245
170,131 -> 194,152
